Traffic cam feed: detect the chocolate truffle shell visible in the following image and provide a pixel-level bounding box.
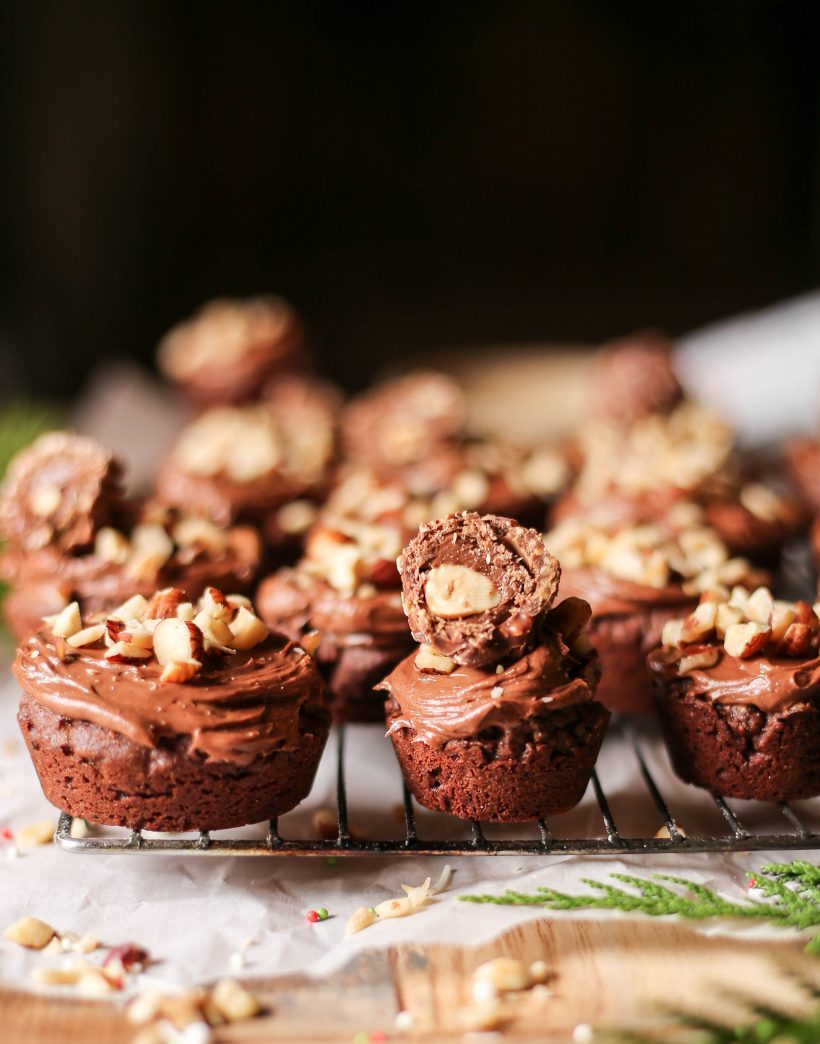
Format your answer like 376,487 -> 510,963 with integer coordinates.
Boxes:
400,513 -> 559,667
19,692 -> 329,832
388,701 -> 610,821
652,677 -> 820,801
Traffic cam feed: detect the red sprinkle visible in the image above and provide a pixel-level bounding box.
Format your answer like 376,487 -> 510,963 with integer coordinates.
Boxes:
306,909 -> 320,923
369,1034 -> 388,1043
0,828 -> 13,841
748,877 -> 757,888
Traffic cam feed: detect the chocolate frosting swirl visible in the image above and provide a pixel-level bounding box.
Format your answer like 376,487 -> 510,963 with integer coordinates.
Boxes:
647,646 -> 820,714
14,630 -> 325,766
379,632 -> 597,748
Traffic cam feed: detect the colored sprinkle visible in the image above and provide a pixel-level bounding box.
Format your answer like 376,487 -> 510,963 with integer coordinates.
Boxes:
0,828 -> 13,841
317,907 -> 329,921
748,877 -> 757,888
306,909 -> 320,923
369,1034 -> 388,1043
325,856 -> 337,868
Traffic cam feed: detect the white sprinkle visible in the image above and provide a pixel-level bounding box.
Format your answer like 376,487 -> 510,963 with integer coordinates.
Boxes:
495,664 -> 504,674
573,1024 -> 595,1044
6,845 -> 20,860
30,651 -> 40,659
181,1022 -> 212,1044
490,685 -> 503,699
229,951 -> 245,971
395,1010 -> 414,1031
541,696 -> 554,704
486,553 -> 491,563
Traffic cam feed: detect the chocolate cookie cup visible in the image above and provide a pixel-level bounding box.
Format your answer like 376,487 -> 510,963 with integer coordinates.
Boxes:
157,295 -> 308,406
256,517 -> 412,722
15,586 -> 330,831
648,586 -> 820,801
379,513 -> 609,822
0,433 -> 260,639
545,516 -> 763,714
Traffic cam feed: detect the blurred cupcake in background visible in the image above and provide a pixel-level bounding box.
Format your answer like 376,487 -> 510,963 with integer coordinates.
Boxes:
544,512 -> 765,714
256,513 -> 412,723
154,375 -> 340,563
0,432 -> 260,638
157,294 -> 309,407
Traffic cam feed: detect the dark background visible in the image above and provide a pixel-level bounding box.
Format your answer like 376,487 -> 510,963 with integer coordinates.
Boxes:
1,1 -> 819,399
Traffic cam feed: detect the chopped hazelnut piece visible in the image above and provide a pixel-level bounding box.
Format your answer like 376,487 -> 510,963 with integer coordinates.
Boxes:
723,621 -> 771,659
678,645 -> 720,675
424,564 -> 501,619
4,916 -> 56,949
414,644 -> 457,674
44,601 -> 82,639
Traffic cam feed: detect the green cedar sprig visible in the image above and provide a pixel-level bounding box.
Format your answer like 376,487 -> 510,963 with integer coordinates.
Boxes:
459,860 -> 820,954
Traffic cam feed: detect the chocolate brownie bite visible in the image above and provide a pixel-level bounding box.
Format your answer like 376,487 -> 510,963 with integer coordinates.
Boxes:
256,516 -> 413,722
648,586 -> 820,801
15,586 -> 330,831
154,376 -> 340,557
702,482 -> 808,566
379,513 -> 609,822
399,512 -> 560,668
0,434 -> 261,639
157,295 -> 308,406
545,516 -> 763,714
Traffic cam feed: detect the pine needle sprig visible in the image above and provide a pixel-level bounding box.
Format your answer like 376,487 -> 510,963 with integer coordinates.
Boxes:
459,861 -> 820,953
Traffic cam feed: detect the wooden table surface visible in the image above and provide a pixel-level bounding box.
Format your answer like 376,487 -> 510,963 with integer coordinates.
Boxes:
3,915 -> 818,1042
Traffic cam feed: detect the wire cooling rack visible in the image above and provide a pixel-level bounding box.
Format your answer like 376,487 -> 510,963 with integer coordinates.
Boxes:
54,721 -> 820,857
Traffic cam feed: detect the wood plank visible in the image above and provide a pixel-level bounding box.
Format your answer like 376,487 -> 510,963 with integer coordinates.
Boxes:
1,917 -> 817,1042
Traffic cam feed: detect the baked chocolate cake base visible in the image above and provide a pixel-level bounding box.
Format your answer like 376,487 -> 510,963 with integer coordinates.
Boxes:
18,692 -> 330,832
653,679 -> 820,801
589,605 -> 688,716
388,701 -> 610,822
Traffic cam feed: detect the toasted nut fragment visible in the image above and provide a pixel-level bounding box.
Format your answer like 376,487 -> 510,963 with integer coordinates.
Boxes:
724,621 -> 771,659
661,618 -> 684,649
200,586 -> 232,621
31,966 -> 82,986
194,609 -> 233,647
226,593 -> 252,609
414,644 -> 457,674
44,601 -> 82,639
424,564 -> 501,619
94,527 -> 131,564
473,957 -> 532,992
119,625 -> 156,650
160,659 -> 202,684
740,482 -> 782,521
14,819 -> 54,849
146,587 -> 184,620
229,606 -> 269,650
771,602 -> 798,643
777,622 -> 814,658
728,586 -> 751,612
300,630 -> 322,657
678,645 -> 720,675
110,594 -> 150,622
29,483 -> 63,517
172,516 -> 228,553
176,602 -> 196,621
276,499 -> 318,535
211,978 -> 260,1022
655,823 -> 688,839
680,601 -> 717,644
67,624 -> 107,649
346,906 -> 378,934
106,641 -> 153,663
4,916 -> 56,949
745,587 -> 775,625
715,603 -> 744,639
460,999 -> 506,1032
794,601 -> 820,630
153,617 -> 204,665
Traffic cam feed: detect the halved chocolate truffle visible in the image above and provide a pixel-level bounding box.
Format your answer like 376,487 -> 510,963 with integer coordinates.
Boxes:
398,512 -> 560,668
